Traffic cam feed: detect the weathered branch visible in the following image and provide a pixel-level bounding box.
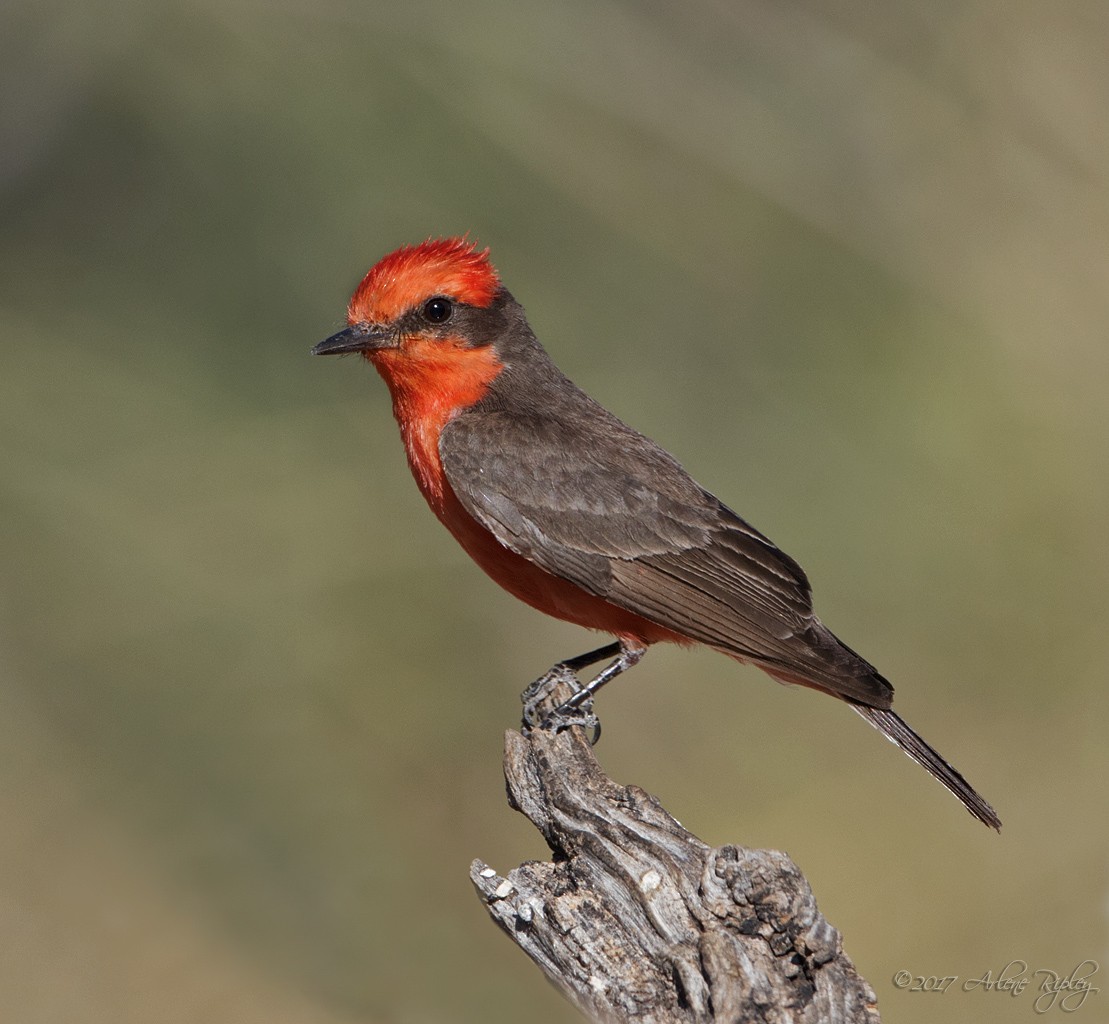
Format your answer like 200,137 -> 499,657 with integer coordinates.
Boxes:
470,673 -> 880,1023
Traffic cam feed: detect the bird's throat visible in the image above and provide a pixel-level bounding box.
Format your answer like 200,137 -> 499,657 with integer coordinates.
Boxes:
368,339 -> 503,511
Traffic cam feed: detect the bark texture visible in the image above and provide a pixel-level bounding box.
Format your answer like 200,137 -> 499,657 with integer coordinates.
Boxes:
470,674 -> 880,1024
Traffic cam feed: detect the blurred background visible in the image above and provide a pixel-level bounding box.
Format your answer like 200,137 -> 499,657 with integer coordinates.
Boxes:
2,0 -> 1107,1021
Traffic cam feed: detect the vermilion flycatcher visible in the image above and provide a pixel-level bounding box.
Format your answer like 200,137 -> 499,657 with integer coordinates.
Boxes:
313,237 -> 1000,830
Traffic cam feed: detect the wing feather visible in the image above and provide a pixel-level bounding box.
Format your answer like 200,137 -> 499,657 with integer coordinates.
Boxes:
440,404 -> 891,708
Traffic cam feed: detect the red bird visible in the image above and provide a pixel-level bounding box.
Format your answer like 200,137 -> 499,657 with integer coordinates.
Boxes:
313,237 -> 1000,830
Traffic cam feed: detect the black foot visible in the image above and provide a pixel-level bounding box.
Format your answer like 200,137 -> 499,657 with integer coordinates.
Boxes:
553,639 -> 645,715
521,663 -> 577,729
520,664 -> 598,741
521,642 -> 620,729
519,640 -> 645,746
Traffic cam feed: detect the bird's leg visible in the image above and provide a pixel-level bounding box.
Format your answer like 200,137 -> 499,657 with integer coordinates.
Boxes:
560,641 -> 624,675
521,641 -> 621,706
558,639 -> 645,712
521,641 -> 621,733
522,639 -> 647,741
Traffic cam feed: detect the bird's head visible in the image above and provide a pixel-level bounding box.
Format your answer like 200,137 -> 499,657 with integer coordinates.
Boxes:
313,237 -> 516,417
313,235 -> 505,362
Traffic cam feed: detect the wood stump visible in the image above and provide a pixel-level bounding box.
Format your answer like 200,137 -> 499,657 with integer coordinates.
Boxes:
471,675 -> 880,1023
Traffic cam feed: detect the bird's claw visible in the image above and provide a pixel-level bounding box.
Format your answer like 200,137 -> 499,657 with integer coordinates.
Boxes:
540,702 -> 601,745
521,664 -> 601,744
520,666 -> 566,721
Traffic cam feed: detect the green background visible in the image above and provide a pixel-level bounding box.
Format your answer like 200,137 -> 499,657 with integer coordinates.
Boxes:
2,2 -> 1105,1021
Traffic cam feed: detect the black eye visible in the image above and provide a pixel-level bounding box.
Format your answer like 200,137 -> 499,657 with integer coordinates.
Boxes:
422,297 -> 453,324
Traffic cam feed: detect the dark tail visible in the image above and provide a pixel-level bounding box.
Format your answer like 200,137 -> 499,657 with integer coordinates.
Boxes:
853,705 -> 1001,831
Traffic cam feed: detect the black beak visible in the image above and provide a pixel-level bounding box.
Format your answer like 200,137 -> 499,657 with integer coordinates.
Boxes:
311,325 -> 394,356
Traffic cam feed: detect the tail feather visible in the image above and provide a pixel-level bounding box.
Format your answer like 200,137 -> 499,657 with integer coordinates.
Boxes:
853,705 -> 1001,831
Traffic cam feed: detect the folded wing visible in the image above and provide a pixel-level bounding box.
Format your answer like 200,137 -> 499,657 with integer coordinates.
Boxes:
440,405 -> 892,708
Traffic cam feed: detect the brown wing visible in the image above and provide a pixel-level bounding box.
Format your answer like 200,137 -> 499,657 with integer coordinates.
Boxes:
440,403 -> 892,709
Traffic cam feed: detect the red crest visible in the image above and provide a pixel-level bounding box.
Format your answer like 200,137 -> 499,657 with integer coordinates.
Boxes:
347,237 -> 500,325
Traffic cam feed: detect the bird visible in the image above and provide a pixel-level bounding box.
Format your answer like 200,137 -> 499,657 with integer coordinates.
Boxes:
312,236 -> 1000,830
